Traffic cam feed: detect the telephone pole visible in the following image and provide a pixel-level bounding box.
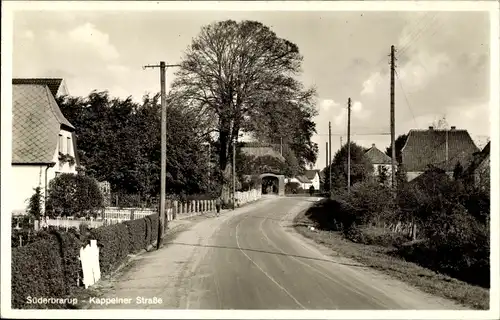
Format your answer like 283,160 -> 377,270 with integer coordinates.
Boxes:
390,45 -> 397,188
233,139 -> 236,210
143,61 -> 180,250
328,121 -> 332,194
347,98 -> 352,195
340,136 -> 342,147
325,142 -> 328,170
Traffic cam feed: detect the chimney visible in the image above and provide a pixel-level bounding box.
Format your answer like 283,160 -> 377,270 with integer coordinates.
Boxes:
429,126 -> 434,130
372,143 -> 375,148
450,126 -> 456,130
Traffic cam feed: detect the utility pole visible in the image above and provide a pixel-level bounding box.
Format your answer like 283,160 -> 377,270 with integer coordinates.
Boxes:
143,61 -> 180,250
325,142 -> 328,170
328,121 -> 332,194
233,139 -> 236,210
340,136 -> 342,148
347,98 -> 352,194
280,137 -> 283,156
390,45 -> 397,188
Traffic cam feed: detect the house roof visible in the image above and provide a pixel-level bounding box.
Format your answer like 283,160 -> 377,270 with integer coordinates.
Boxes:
401,128 -> 479,172
304,169 -> 320,180
464,141 -> 490,176
364,144 -> 392,165
13,78 -> 66,98
240,142 -> 285,162
12,84 -> 75,164
295,175 -> 312,183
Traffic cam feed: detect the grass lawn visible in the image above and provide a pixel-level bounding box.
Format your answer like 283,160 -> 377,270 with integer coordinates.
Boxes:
293,206 -> 490,310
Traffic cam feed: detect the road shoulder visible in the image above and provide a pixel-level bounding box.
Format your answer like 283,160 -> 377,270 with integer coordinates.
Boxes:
288,205 -> 488,310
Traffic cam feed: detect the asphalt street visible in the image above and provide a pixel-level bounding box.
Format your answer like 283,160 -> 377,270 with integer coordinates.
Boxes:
86,196 -> 465,310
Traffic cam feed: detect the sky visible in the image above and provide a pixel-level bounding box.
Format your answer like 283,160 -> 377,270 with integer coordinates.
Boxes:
12,9 -> 491,170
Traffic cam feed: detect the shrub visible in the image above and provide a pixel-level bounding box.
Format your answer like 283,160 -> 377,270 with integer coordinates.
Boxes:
46,173 -> 104,218
285,182 -> 300,194
27,187 -> 43,221
54,230 -> 84,292
124,218 -> 147,253
12,235 -> 67,309
357,227 -> 409,248
90,223 -> 129,274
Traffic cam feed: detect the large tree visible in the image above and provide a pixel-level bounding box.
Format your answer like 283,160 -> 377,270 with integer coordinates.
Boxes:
170,20 -> 318,193
385,134 -> 408,164
322,142 -> 373,192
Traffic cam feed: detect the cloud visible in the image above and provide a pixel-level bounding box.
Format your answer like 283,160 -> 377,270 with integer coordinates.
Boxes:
319,99 -> 339,111
360,72 -> 382,96
67,23 -> 120,61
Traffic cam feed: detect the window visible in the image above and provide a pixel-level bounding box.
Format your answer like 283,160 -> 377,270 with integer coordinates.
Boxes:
58,134 -> 64,153
67,137 -> 71,156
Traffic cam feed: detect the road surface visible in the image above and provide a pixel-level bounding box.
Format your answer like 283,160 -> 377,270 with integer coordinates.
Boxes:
86,196 -> 464,310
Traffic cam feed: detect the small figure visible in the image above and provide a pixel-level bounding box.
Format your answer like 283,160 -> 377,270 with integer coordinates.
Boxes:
215,197 -> 222,217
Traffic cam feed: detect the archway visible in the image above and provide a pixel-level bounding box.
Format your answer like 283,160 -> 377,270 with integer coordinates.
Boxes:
258,173 -> 285,196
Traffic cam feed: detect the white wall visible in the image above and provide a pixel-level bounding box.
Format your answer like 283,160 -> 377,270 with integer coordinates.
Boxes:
12,128 -> 77,214
11,165 -> 58,214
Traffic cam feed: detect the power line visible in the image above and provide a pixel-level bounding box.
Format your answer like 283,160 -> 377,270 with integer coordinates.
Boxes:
395,69 -> 418,128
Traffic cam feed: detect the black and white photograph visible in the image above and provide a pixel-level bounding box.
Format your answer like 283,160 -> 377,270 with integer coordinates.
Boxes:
1,1 -> 498,319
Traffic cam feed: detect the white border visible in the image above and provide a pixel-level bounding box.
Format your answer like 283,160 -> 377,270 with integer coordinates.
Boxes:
2,1 -> 499,319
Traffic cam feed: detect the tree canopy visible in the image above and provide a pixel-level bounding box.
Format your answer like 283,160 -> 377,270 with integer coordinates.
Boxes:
385,134 -> 408,164
57,92 -> 209,200
169,20 -> 318,191
322,142 -> 374,192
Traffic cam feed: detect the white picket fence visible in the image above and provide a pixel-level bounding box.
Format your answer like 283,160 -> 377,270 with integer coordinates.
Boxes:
45,189 -> 262,230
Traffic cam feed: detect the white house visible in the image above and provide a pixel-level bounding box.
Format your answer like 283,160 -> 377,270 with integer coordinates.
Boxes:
12,79 -> 78,215
364,143 -> 393,185
286,169 -> 321,191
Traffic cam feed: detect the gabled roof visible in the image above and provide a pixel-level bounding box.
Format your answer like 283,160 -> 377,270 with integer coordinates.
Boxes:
12,84 -> 75,164
464,141 -> 490,176
304,169 -> 320,180
364,144 -> 392,165
401,128 -> 479,172
240,142 -> 285,162
295,175 -> 312,183
13,78 -> 66,98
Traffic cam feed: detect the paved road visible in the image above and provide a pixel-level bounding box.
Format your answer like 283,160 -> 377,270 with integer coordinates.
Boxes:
87,196 -> 464,310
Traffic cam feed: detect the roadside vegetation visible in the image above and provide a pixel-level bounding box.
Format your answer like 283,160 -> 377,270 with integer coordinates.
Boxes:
295,141 -> 490,310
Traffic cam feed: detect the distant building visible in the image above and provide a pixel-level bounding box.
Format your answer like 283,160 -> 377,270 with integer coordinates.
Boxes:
464,141 -> 490,191
401,126 -> 479,181
286,169 -> 320,191
12,80 -> 78,215
364,143 -> 393,184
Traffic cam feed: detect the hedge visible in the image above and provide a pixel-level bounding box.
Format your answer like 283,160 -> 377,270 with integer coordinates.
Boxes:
12,235 -> 67,309
90,223 -> 130,274
124,218 -> 147,253
12,213 -> 165,309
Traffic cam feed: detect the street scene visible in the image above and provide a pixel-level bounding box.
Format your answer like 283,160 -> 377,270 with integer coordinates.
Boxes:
4,2 -> 496,318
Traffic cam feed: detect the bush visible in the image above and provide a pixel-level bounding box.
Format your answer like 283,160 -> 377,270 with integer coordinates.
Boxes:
285,182 -> 300,194
27,187 -> 43,221
356,227 -> 409,248
12,235 -> 67,309
46,173 -> 104,218
90,223 -> 129,274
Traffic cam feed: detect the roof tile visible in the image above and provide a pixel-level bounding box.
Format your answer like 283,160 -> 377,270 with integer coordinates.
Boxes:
12,84 -> 74,164
401,129 -> 479,172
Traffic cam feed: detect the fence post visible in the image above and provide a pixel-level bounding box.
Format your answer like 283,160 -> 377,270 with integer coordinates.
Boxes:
173,200 -> 178,220
130,209 -> 135,221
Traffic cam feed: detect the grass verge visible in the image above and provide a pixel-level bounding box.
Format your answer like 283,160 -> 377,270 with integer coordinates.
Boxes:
293,207 -> 489,310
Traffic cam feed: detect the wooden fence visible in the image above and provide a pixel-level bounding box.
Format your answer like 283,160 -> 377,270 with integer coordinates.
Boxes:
43,189 -> 262,230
